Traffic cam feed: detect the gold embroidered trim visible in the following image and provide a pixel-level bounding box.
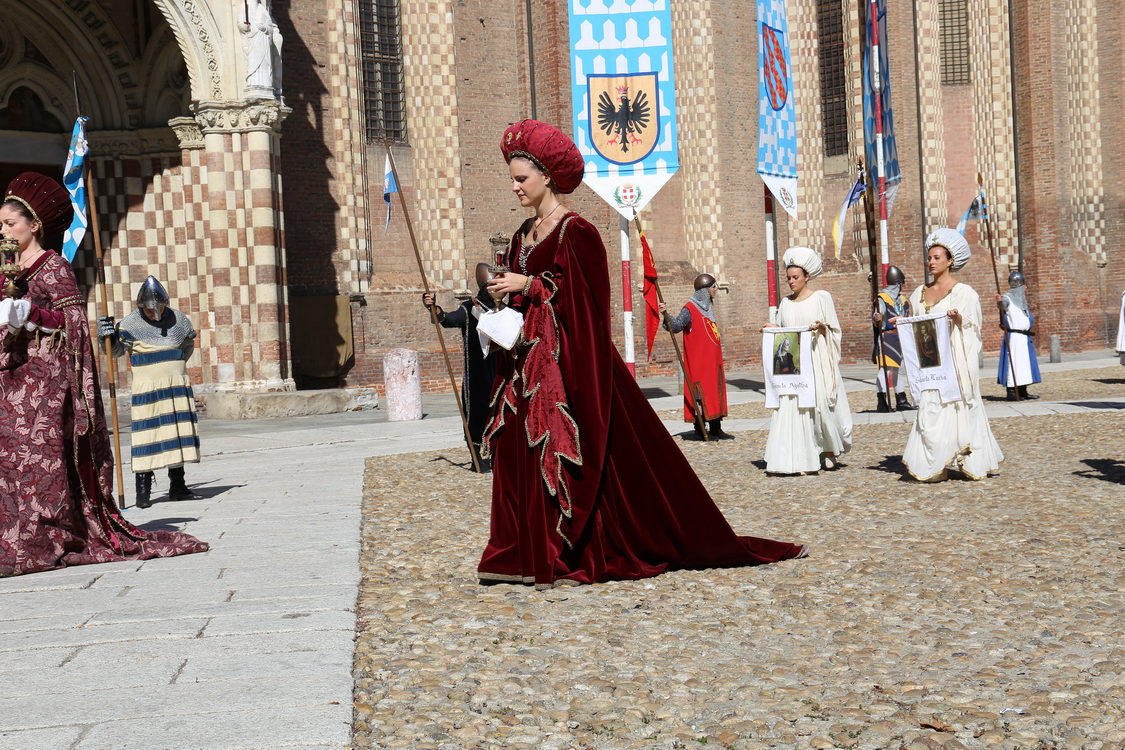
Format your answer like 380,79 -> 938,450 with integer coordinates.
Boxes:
52,293 -> 84,309
5,195 -> 41,227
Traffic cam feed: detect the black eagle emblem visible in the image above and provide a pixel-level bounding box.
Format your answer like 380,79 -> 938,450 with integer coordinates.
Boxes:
597,86 -> 651,154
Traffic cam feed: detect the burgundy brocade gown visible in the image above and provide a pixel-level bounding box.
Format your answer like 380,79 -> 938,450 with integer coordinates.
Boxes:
0,251 -> 208,577
478,213 -> 803,588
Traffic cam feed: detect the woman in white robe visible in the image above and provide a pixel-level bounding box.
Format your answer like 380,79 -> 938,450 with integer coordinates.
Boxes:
763,247 -> 853,474
899,229 -> 1003,481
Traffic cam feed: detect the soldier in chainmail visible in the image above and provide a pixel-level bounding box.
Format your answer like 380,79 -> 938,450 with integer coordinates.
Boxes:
659,273 -> 732,440
997,269 -> 1041,400
98,277 -> 202,508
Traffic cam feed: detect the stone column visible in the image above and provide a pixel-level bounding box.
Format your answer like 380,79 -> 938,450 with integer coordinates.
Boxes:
192,98 -> 293,391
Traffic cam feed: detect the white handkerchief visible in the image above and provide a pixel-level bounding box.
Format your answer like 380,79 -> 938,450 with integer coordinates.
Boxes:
477,306 -> 524,350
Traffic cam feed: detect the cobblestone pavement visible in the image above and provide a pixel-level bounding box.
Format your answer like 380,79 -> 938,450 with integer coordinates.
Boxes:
354,383 -> 1125,749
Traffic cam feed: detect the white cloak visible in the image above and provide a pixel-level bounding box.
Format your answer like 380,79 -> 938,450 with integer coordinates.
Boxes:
902,282 -> 1003,481
764,290 -> 852,473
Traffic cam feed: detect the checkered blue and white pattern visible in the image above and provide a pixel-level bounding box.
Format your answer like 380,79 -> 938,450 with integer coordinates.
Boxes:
61,117 -> 89,263
756,0 -> 798,217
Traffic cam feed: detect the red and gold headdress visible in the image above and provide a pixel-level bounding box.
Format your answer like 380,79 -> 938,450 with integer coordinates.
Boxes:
4,172 -> 72,237
500,120 -> 585,195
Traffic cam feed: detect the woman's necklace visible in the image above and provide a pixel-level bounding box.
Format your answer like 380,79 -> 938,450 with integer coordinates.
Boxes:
18,248 -> 42,269
530,203 -> 562,242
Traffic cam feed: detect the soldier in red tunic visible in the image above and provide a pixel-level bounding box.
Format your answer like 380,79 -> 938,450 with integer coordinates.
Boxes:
659,274 -> 733,440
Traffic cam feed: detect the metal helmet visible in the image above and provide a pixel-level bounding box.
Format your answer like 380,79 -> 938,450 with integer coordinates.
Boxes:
136,275 -> 170,318
885,266 -> 905,286
694,273 -> 717,291
1008,270 -> 1026,289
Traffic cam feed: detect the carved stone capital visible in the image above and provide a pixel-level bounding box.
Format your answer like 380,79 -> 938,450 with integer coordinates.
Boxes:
191,98 -> 292,134
169,117 -> 205,150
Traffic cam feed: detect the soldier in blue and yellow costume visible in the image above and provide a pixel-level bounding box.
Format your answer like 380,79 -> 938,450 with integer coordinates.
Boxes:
871,265 -> 916,413
98,277 -> 202,507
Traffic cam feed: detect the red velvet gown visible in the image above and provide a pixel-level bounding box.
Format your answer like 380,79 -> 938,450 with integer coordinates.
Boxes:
681,301 -> 729,422
0,251 -> 208,577
478,214 -> 803,588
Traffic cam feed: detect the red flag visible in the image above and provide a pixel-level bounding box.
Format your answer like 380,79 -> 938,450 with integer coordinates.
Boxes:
641,232 -> 660,359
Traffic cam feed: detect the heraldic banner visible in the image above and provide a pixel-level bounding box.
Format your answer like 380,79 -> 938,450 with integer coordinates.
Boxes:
756,0 -> 798,218
896,312 -> 962,404
863,0 -> 902,213
569,0 -> 680,218
762,327 -> 814,408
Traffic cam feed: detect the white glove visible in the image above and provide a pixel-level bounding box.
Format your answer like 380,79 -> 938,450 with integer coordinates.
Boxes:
9,298 -> 30,333
0,299 -> 11,333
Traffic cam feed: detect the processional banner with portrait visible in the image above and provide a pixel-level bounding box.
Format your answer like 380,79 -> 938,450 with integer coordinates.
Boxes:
896,312 -> 962,403
761,327 -> 814,408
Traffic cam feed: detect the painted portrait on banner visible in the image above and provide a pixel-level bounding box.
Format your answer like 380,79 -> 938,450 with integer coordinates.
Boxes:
913,319 -> 941,370
772,331 -> 799,375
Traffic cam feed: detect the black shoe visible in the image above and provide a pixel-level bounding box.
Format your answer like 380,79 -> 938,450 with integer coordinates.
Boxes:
1018,387 -> 1039,400
475,458 -> 492,474
1006,387 -> 1019,401
708,419 -> 735,440
876,392 -> 891,413
135,472 -> 154,509
894,392 -> 916,411
686,424 -> 707,441
168,467 -> 203,500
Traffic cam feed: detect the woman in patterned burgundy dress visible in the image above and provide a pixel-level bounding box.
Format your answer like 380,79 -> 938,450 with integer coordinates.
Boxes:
477,121 -> 805,589
0,172 -> 207,577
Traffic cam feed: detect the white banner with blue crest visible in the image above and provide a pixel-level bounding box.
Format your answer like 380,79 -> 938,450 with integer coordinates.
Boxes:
569,0 -> 680,218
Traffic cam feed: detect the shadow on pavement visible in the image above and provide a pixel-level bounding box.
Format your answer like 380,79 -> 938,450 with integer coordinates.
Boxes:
1092,378 -> 1125,385
136,517 -> 200,532
1073,458 -> 1125,485
1063,401 -> 1125,410
727,378 -> 765,392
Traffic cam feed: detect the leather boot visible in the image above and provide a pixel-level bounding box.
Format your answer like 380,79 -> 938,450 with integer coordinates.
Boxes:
895,392 -> 916,411
876,392 -> 891,413
168,467 -> 203,500
708,419 -> 735,440
135,472 -> 154,509
1006,387 -> 1019,401
1018,386 -> 1039,400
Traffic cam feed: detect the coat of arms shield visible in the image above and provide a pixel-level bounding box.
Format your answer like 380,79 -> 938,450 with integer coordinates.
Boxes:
587,72 -> 660,165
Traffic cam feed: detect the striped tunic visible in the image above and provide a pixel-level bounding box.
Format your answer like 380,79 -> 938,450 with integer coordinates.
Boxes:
113,309 -> 201,473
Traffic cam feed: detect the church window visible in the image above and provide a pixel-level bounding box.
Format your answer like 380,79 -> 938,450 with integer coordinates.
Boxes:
940,0 -> 972,84
358,0 -> 407,142
817,0 -> 848,157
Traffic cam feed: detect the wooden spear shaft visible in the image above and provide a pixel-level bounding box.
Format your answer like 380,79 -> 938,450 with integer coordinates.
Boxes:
383,142 -> 482,472
632,215 -> 709,442
977,172 -> 1019,401
85,168 -> 127,508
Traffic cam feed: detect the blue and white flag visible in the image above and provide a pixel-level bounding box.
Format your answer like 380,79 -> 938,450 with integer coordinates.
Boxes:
956,195 -> 982,235
756,0 -> 798,217
383,155 -> 398,235
568,0 -> 680,218
831,170 -> 866,258
862,0 -> 902,214
61,116 -> 90,263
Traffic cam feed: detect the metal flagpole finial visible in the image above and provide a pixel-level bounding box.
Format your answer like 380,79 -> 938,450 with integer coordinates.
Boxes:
72,70 -> 83,119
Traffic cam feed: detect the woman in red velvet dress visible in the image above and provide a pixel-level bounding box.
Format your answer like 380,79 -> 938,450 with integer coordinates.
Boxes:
478,121 -> 806,588
0,173 -> 208,577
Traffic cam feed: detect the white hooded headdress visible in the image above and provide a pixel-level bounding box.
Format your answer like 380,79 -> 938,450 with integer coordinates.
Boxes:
782,246 -> 822,278
926,228 -> 972,270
